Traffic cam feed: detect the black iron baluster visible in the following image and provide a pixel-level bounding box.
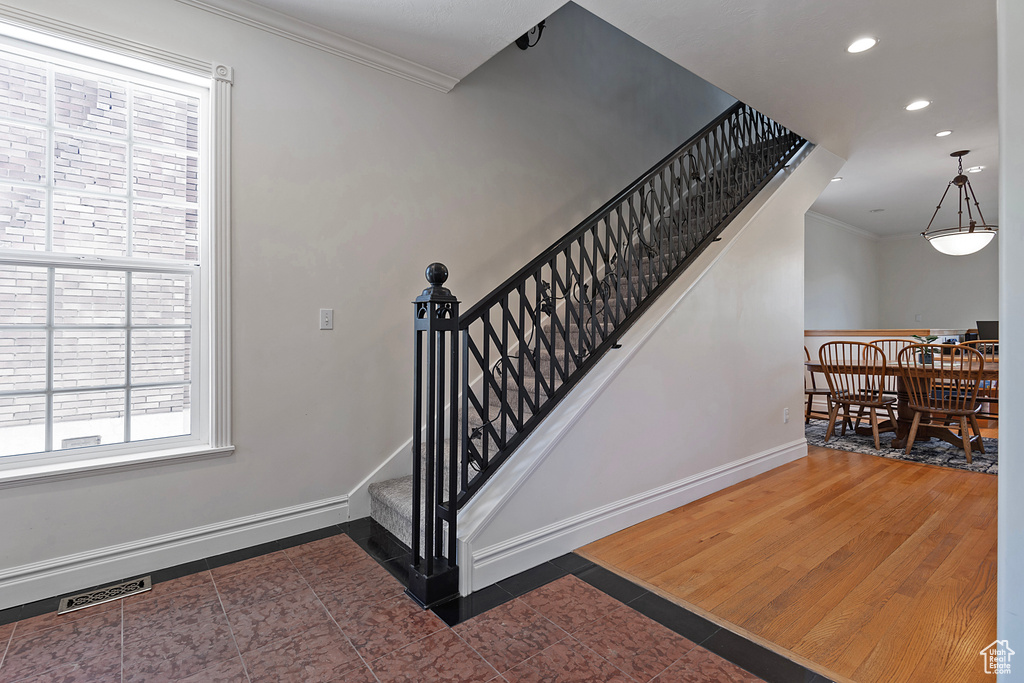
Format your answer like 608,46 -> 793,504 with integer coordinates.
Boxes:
652,176 -> 664,282
527,275 -> 540,406
448,318 -> 458,563
461,327 -> 469,497
435,320 -> 444,562
588,227 -> 600,349
500,296 -> 509,447
516,284 -> 526,430
603,216 -> 616,332
545,259 -> 557,394
559,250 -> 572,375
670,159 -> 681,263
529,275 -> 542,411
412,307 -> 423,568
572,237 -> 585,356
625,191 -> 647,300
481,309 -> 490,468
641,187 -> 654,296
615,204 -> 632,317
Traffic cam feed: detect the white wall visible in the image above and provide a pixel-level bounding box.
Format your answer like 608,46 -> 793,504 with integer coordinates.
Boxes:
0,0 -> 737,606
804,212 -> 1000,331
997,0 -> 1023,674
876,235 -> 999,330
459,145 -> 844,591
804,211 -> 880,329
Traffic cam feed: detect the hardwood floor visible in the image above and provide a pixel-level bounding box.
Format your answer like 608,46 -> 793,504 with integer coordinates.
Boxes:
578,445 -> 997,683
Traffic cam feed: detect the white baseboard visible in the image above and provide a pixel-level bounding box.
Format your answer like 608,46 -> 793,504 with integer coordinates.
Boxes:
463,439 -> 807,593
0,495 -> 348,610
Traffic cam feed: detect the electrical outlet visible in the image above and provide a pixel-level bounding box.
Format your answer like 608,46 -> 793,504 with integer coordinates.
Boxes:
784,407 -> 790,424
915,314 -> 923,322
319,308 -> 333,330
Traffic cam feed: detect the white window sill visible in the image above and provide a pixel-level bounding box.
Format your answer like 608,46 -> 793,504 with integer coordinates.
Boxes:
0,445 -> 235,489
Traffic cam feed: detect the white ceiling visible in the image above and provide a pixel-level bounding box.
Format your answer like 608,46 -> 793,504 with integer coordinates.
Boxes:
199,0 -> 999,238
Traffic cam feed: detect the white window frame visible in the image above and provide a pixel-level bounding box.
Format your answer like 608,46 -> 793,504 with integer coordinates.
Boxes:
0,9 -> 233,487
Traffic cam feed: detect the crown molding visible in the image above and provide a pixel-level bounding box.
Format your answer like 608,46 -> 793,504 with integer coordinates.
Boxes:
174,0 -> 460,93
805,211 -> 881,241
876,232 -> 922,242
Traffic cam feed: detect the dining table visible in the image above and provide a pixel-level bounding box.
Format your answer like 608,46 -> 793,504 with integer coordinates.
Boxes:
805,358 -> 998,454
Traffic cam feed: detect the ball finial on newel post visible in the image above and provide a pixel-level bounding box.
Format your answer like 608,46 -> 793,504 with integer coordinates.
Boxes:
419,262 -> 454,300
425,262 -> 448,287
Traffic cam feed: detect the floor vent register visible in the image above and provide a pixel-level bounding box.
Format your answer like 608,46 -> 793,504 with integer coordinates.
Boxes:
57,576 -> 152,614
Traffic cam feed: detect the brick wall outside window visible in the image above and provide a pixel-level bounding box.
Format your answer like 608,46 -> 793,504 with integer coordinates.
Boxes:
0,45 -> 201,457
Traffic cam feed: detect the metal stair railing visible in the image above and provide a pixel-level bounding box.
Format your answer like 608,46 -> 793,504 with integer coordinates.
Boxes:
407,101 -> 806,606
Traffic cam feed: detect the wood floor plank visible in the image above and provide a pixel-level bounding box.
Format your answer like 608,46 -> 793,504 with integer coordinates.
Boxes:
676,461 -> 940,614
647,458 -> 912,602
579,445 -> 997,683
795,484 -> 972,661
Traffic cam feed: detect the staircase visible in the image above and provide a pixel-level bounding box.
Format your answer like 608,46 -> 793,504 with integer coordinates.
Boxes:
368,101 -> 806,605
370,234 -> 680,547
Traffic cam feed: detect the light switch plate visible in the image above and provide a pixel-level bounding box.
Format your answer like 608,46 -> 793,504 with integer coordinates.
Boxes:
320,308 -> 334,330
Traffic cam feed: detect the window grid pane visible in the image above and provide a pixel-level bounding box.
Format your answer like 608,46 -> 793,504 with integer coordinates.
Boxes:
53,328 -> 126,389
54,268 -> 126,325
52,193 -> 128,256
0,53 -> 48,124
0,45 -> 201,459
0,328 -> 47,392
0,184 -> 46,251
53,389 -> 125,449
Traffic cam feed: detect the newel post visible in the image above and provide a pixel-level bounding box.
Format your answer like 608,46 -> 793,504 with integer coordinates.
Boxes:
408,263 -> 460,607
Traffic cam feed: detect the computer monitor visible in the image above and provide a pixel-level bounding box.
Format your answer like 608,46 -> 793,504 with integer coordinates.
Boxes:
976,320 -> 999,341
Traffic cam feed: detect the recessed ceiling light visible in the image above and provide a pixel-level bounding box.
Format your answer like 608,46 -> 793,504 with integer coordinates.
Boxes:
847,37 -> 878,53
936,130 -> 953,137
831,176 -> 842,182
905,100 -> 931,111
967,166 -> 985,173
869,208 -> 886,213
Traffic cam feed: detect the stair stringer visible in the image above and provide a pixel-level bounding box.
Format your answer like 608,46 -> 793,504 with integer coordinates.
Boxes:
457,142 -> 844,595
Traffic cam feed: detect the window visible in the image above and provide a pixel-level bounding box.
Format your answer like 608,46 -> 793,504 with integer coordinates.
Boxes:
0,18 -> 231,478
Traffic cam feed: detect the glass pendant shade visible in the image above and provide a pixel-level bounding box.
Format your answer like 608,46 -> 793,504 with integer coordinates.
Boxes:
925,228 -> 996,256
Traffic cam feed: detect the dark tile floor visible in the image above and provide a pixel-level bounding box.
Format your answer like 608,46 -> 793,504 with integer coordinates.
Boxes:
0,521 -> 828,682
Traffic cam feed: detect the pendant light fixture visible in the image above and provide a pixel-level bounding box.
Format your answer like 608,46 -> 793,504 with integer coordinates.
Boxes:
922,150 -> 998,256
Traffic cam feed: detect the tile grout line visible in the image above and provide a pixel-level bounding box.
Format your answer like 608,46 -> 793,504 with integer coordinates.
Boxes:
455,594 -> 575,677
294,531 -> 462,677
0,619 -> 15,678
569,634 -> 649,682
447,628 -> 502,682
284,548 -> 383,683
567,600 -> 674,683
512,586 -> 647,681
641,639 -> 703,683
207,569 -> 254,683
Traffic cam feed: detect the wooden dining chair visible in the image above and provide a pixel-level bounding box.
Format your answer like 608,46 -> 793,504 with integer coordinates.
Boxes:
818,341 -> 897,450
897,344 -> 985,462
804,345 -> 833,423
870,338 -> 913,397
961,340 -> 998,420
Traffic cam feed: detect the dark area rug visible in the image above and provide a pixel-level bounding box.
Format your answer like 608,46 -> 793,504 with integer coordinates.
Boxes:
805,420 -> 998,475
